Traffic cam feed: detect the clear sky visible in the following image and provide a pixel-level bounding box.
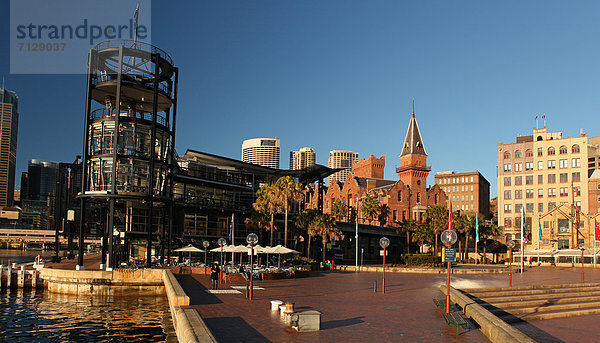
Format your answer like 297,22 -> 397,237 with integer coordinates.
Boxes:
1,1 -> 600,198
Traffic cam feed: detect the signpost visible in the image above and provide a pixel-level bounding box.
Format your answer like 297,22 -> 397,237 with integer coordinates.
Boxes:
218,238 -> 226,284
579,243 -> 585,283
203,241 -> 209,274
441,229 -> 458,314
507,240 -> 515,287
379,237 -> 390,294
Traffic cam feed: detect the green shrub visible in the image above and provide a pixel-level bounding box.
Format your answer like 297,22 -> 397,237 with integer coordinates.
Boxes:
404,254 -> 441,266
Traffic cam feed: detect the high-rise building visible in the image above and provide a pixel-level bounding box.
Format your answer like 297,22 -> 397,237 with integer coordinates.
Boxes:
21,159 -> 59,229
290,147 -> 316,170
327,150 -> 358,185
435,171 -> 491,219
0,88 -> 18,207
497,126 -> 600,249
241,138 -> 280,169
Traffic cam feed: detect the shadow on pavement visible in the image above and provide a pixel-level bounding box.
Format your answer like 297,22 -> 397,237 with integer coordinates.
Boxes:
175,274 -> 223,305
321,316 -> 365,330
204,316 -> 270,343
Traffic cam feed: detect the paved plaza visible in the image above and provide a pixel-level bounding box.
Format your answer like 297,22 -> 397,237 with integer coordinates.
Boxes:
176,266 -> 600,343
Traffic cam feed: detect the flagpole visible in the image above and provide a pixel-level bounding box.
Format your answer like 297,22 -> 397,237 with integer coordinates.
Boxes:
537,215 -> 540,265
231,213 -> 235,265
521,204 -> 524,274
475,214 -> 479,265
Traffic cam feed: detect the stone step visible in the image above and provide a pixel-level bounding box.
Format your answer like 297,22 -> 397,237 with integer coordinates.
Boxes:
481,295 -> 600,309
490,300 -> 600,315
499,307 -> 600,323
473,290 -> 600,303
466,286 -> 600,298
462,282 -> 600,293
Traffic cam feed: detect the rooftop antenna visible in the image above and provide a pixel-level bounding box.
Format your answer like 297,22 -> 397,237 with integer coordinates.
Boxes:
412,99 -> 415,116
543,113 -> 546,127
2,76 -> 4,90
535,114 -> 539,129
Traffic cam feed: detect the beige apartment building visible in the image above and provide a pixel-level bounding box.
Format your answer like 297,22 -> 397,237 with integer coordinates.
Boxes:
327,150 -> 358,185
497,126 -> 600,249
290,147 -> 316,170
435,171 -> 491,219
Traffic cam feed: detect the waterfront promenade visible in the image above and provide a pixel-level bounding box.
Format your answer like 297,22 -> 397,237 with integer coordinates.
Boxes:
176,266 -> 600,343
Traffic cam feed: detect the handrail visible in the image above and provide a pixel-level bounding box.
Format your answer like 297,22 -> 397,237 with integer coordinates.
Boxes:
93,39 -> 173,65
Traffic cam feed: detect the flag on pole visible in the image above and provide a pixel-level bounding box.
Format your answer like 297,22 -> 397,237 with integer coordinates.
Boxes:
595,218 -> 600,242
228,214 -> 234,242
448,201 -> 453,231
133,3 -> 140,42
538,216 -> 542,242
475,214 -> 479,242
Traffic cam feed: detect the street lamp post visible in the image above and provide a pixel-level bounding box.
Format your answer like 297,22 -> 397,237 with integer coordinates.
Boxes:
441,229 -> 458,314
218,238 -> 226,284
579,242 -> 585,283
355,203 -> 359,272
507,240 -> 515,287
379,237 -> 390,294
246,233 -> 259,300
203,240 -> 209,275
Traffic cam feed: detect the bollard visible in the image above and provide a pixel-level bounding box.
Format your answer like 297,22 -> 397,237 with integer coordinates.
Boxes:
246,284 -> 250,298
373,280 -> 377,293
7,267 -> 11,288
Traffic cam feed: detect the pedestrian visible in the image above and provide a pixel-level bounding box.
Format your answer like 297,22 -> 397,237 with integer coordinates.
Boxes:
210,263 -> 220,290
239,264 -> 247,280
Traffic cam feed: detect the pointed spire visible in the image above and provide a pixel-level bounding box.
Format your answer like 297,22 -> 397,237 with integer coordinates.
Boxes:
400,101 -> 427,157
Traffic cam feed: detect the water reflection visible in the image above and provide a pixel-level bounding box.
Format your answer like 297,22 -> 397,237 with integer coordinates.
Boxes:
0,288 -> 177,342
0,249 -> 55,265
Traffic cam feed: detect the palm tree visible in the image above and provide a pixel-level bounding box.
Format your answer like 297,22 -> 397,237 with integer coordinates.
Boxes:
361,195 -> 379,224
244,208 -> 270,242
397,219 -> 419,254
331,199 -> 348,221
296,209 -> 319,258
378,204 -> 390,227
425,205 -> 449,257
274,176 -> 303,247
314,213 -> 341,263
253,184 -> 280,246
413,224 -> 434,251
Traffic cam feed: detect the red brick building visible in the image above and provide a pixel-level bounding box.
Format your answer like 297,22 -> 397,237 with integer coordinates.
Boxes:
306,109 -> 447,226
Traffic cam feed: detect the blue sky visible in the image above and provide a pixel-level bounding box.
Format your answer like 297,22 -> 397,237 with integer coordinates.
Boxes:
1,1 -> 600,197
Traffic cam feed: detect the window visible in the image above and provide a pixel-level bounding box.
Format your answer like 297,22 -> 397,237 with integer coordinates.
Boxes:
538,147 -> 543,156
526,149 -> 533,157
548,188 -> 556,197
398,191 -> 402,202
558,219 -> 569,233
559,145 -> 567,154
416,192 -> 421,203
573,186 -> 581,196
393,210 -> 397,222
526,189 -> 534,198
538,203 -> 544,212
525,162 -> 533,170
572,158 -> 580,167
504,204 -> 512,213
559,173 -> 568,183
548,202 -> 556,210
526,175 -> 533,185
470,177 -> 473,182
538,189 -> 544,198
515,176 -> 522,185
515,163 -> 523,172
558,238 -> 569,249
515,150 -> 522,158
548,147 -> 555,155
504,164 -> 511,172
548,174 -> 556,183
575,201 -> 581,211
504,217 -> 512,227
572,144 -> 580,153
559,159 -> 568,169
504,177 -> 511,186
547,160 -> 556,169
402,211 -> 406,221
538,175 -> 543,184
504,190 -> 511,199
573,172 -> 580,182
559,187 -> 568,197
526,203 -> 534,212
538,161 -> 543,170
515,190 -> 523,199
435,194 -> 439,204
515,204 -> 523,213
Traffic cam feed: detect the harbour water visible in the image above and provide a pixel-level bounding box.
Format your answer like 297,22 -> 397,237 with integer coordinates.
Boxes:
0,250 -> 177,342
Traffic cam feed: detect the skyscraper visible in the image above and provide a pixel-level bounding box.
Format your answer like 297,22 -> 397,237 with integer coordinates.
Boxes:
242,138 -> 280,169
0,88 -> 18,208
327,150 -> 358,185
290,147 -> 316,170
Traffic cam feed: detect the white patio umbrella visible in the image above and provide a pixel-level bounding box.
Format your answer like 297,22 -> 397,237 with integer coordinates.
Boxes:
270,244 -> 300,267
173,244 -> 204,263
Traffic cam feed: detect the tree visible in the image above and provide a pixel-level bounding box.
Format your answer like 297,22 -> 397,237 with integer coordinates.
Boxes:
253,184 -> 280,246
295,209 -> 319,258
425,205 -> 449,256
274,176 -> 303,247
397,219 -> 419,254
413,224 -> 434,250
378,204 -> 390,227
244,209 -> 270,242
314,213 -> 341,263
361,195 -> 379,224
331,199 -> 348,221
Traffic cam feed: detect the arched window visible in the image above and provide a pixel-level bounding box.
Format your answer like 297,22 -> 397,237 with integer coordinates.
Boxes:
503,151 -> 511,159
559,145 -> 567,154
515,150 -> 522,158
434,194 -> 439,204
525,149 -> 533,157
398,190 -> 402,202
548,147 -> 555,155
572,144 -> 580,153
416,192 -> 421,203
537,136 -> 543,141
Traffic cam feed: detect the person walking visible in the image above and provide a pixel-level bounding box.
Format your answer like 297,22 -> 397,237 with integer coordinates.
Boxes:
210,263 -> 220,290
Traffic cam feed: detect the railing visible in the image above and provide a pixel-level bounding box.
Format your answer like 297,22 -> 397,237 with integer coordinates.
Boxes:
176,165 -> 255,188
90,108 -> 168,127
173,193 -> 247,211
92,72 -> 171,97
93,39 -> 173,65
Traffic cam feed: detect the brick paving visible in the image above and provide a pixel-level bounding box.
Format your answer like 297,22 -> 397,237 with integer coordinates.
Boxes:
177,266 -> 600,342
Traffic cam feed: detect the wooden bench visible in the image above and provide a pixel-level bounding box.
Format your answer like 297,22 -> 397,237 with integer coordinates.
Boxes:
442,311 -> 469,336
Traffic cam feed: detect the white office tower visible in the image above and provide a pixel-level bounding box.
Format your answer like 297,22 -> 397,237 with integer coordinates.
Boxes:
242,138 -> 281,169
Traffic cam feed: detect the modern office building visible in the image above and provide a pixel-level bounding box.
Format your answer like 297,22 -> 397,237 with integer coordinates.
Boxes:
497,126 -> 600,249
435,171 -> 491,219
20,159 -> 58,229
327,150 -> 358,185
290,147 -> 316,170
0,88 -> 18,207
242,137 -> 281,169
